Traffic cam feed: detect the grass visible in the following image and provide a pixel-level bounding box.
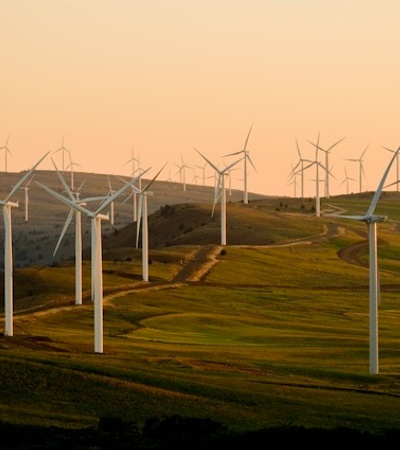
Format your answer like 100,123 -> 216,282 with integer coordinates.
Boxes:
2,193 -> 400,439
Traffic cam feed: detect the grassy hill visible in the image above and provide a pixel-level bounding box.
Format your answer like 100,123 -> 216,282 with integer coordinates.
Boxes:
1,175 -> 400,447
0,169 -> 269,267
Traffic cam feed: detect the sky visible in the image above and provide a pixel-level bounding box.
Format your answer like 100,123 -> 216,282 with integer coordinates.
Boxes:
1,0 -> 400,198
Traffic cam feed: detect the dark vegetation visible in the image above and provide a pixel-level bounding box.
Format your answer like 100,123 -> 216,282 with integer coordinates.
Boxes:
1,415 -> 400,449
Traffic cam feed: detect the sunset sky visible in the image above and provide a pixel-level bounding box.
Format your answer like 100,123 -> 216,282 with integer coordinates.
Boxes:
1,1 -> 400,197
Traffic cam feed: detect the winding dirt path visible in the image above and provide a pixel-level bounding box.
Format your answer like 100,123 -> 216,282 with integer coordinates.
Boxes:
1,219 -> 371,350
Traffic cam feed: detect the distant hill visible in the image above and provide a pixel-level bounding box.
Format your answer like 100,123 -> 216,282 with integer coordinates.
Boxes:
0,170 -> 273,267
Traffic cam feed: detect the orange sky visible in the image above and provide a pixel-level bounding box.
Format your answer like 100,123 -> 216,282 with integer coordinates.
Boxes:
1,1 -> 400,197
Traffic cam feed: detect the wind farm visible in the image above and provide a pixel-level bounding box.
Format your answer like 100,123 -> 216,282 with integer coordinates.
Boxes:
4,0 -> 400,445
2,138 -> 400,447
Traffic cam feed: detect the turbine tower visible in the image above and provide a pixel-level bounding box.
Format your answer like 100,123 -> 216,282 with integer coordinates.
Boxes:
135,166 -> 165,282
37,170 -> 148,354
20,176 -> 34,222
223,124 -> 257,204
1,152 -> 49,336
195,148 -> 242,245
328,147 -> 400,374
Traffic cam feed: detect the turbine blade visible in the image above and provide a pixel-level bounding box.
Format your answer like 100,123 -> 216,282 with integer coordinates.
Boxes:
243,123 -> 253,151
136,196 -> 143,248
223,150 -> 243,157
221,156 -> 242,174
95,168 -> 150,214
5,151 -> 49,202
366,147 -> 400,217
327,137 -> 345,152
142,163 -> 167,193
326,213 -> 366,221
52,158 -> 75,201
361,144 -> 369,158
295,138 -> 302,158
194,148 -> 219,173
36,181 -> 90,215
247,154 -> 257,173
53,209 -> 74,256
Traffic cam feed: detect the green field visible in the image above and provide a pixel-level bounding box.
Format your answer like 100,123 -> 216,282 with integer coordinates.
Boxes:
1,193 -> 400,446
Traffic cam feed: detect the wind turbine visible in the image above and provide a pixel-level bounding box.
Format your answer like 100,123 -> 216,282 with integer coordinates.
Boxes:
135,166 -> 165,282
195,162 -> 207,187
37,170 -> 148,354
308,136 -> 345,198
0,135 -> 12,173
53,137 -> 71,171
288,138 -> 313,198
123,149 -> 142,222
223,124 -> 257,204
301,133 -> 330,217
20,175 -> 35,222
1,151 -> 49,336
345,145 -> 369,193
124,146 -> 141,178
106,175 -> 116,225
382,145 -> 400,192
328,147 -> 400,374
195,148 -> 242,245
66,160 -> 82,191
174,155 -> 190,191
339,165 -> 357,195
52,166 -> 102,307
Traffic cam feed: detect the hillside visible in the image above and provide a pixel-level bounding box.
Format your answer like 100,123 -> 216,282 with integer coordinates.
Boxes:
2,186 -> 400,446
0,169 -> 271,267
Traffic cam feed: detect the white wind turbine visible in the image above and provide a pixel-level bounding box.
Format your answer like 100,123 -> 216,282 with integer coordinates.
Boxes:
66,160 -> 82,191
52,166 -> 103,307
300,134 -> 330,217
125,146 -> 137,175
0,135 -> 12,173
37,170 -> 147,354
124,147 -> 140,221
339,165 -> 357,195
174,155 -> 190,191
345,145 -> 368,193
308,136 -> 345,198
20,175 -> 35,222
195,148 -> 242,245
53,137 -> 71,171
289,138 -> 313,198
223,124 -> 257,204
106,175 -> 116,225
1,151 -> 49,336
382,145 -> 400,192
328,147 -> 399,374
195,162 -> 207,187
135,166 -> 165,282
